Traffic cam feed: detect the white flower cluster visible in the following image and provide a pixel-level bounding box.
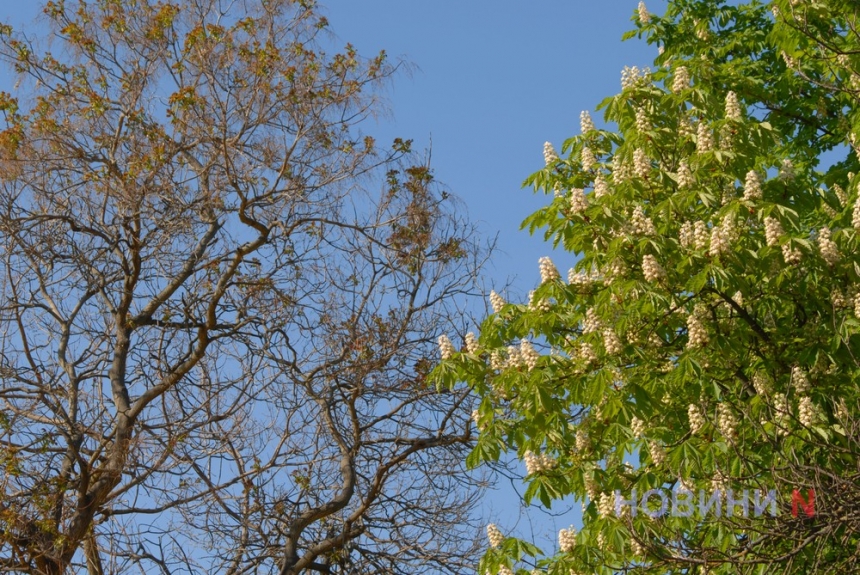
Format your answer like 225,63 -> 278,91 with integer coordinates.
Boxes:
855,293 -> 860,318
688,404 -> 706,433
638,1 -> 650,23
696,122 -> 713,153
539,256 -> 560,283
570,187 -> 588,214
438,335 -> 456,360
798,396 -> 817,427
834,184 -> 848,207
642,254 -> 664,282
597,492 -> 615,517
635,107 -> 649,133
752,371 -> 770,395
709,224 -> 729,257
582,307 -> 601,334
782,242 -> 802,265
559,526 -> 577,553
582,146 -> 596,171
818,227 -> 839,265
743,170 -> 762,201
672,66 -> 690,93
717,403 -> 739,440
853,194 -> 860,230
725,90 -> 742,121
634,148 -> 650,179
612,156 -> 631,184
524,450 -> 557,475
497,567 -> 513,575
487,523 -> 505,548
630,538 -> 646,556
631,416 -> 646,438
578,342 -> 597,364
520,340 -> 540,371
677,160 -> 694,189
621,65 -> 651,90
711,473 -> 729,494
528,290 -> 552,313
603,328 -> 623,355
686,307 -> 709,349
779,158 -> 796,181
678,114 -> 695,139
490,350 -> 505,370
575,431 -> 589,453
679,221 -> 709,250
604,259 -> 626,284
544,141 -> 559,166
490,290 -> 505,313
581,110 -> 595,134
792,366 -> 810,394
506,345 -> 524,369
764,216 -> 784,246
631,206 -> 656,235
568,267 -> 597,285
771,392 -> 789,434
594,173 -> 611,197
649,441 -> 667,466
465,332 -> 479,354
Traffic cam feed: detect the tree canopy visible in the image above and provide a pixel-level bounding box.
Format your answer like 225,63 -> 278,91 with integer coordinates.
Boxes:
434,1 -> 860,573
0,1 -> 487,573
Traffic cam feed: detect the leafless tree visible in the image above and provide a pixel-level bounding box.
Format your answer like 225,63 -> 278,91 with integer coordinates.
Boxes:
0,1 -> 489,573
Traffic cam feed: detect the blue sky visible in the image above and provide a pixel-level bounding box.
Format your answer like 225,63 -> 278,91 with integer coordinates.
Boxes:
0,0 -> 669,560
321,1 -> 668,304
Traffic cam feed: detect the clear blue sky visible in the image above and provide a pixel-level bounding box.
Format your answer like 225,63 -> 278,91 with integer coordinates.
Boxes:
0,0 -> 668,559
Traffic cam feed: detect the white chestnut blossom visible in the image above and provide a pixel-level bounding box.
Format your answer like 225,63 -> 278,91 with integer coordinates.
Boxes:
544,141 -> 559,166
570,187 -> 588,214
487,523 -> 505,548
792,366 -> 810,394
779,158 -> 796,181
743,170 -> 762,201
631,416 -> 646,438
558,526 -> 577,553
631,206 -> 656,235
539,256 -> 560,283
672,66 -> 690,93
679,221 -> 694,248
764,216 -> 783,246
597,492 -> 615,517
717,403 -> 739,440
725,90 -> 742,120
642,254 -> 664,282
438,335 -> 456,360
649,441 -> 667,466
524,450 -> 557,475
855,293 -> 860,318
709,225 -> 729,257
603,328 -> 623,355
753,372 -> 770,395
490,350 -> 505,370
506,345 -> 524,369
612,155 -> 631,184
688,404 -> 705,433
696,122 -> 713,152
581,146 -> 597,171
635,107 -> 649,133
490,290 -> 506,313
630,537 -> 646,556
834,184 -> 848,206
580,110 -> 595,134
465,332 -> 479,354
471,409 -> 484,431
621,65 -> 651,90
782,242 -> 802,265
582,307 -> 601,334
638,1 -> 650,23
594,173 -> 611,197
528,290 -> 552,312
853,193 -> 860,230
634,148 -> 650,179
578,342 -> 597,364
520,339 -> 540,371
798,396 -> 817,427
818,227 -> 839,265
694,221 -> 710,250
687,312 -> 709,349
498,567 -> 513,575
677,160 -> 694,189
